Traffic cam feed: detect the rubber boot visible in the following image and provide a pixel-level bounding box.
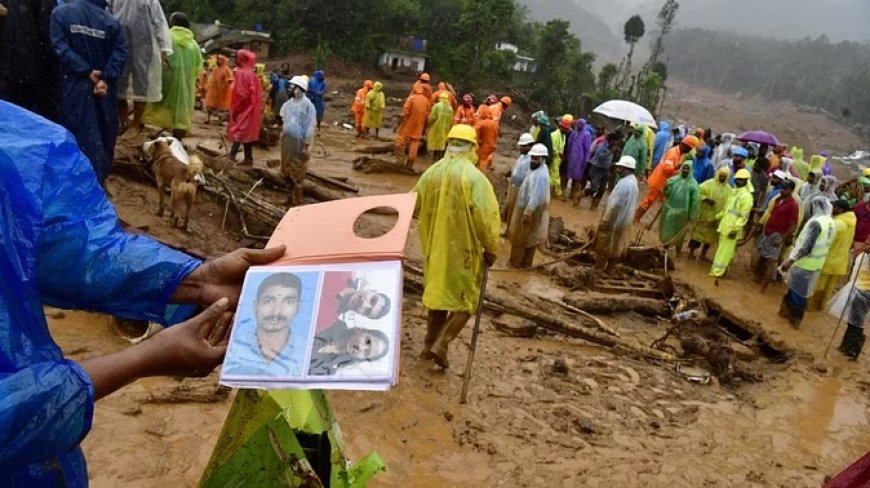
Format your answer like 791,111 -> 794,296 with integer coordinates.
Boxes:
423,310 -> 447,359
430,312 -> 471,369
841,325 -> 865,360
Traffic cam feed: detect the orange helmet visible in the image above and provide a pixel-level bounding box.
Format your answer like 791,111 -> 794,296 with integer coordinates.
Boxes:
500,96 -> 512,107
419,72 -> 430,82
681,135 -> 700,149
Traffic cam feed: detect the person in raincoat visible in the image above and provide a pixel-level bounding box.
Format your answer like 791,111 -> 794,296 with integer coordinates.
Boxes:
713,132 -> 735,169
533,112 -> 554,167
660,161 -> 700,251
50,0 -> 127,185
111,0 -> 171,136
141,12 -> 201,139
0,0 -> 59,120
269,63 -> 290,117
454,93 -> 477,126
710,168 -> 754,283
755,180 -> 799,292
809,154 -> 825,175
476,104 -> 499,172
779,196 -> 837,328
694,146 -> 715,184
790,147 -> 809,180
427,91 -> 454,161
597,156 -> 639,272
688,166 -> 732,261
652,121 -> 673,169
409,72 -> 432,104
549,114 -> 572,197
509,143 -> 550,268
622,125 -> 648,180
564,118 -> 593,204
431,81 -> 456,109
205,54 -> 232,123
585,132 -> 621,210
636,135 -> 699,222
307,69 -> 326,131
363,81 -> 385,137
395,84 -> 429,169
279,75 -> 316,206
0,100 -> 285,487
810,199 -> 856,310
413,124 -> 500,369
351,79 -> 373,138
227,49 -> 262,166
798,169 -> 822,202
504,133 -> 535,228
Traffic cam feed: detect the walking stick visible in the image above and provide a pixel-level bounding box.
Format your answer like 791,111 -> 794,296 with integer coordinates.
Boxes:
460,266 -> 490,404
633,203 -> 664,246
824,254 -> 864,358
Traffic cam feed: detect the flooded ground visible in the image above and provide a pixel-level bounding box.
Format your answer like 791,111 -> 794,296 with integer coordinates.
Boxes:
55,77 -> 870,486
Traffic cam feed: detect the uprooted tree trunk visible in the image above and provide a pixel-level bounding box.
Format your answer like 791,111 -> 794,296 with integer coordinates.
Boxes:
562,291 -> 670,316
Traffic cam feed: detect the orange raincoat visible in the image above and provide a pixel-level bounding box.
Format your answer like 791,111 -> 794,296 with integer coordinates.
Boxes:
641,145 -> 686,210
396,86 -> 430,163
454,104 -> 477,126
205,55 -> 233,111
431,82 -> 456,109
409,80 -> 432,106
351,80 -> 372,134
476,105 -> 499,172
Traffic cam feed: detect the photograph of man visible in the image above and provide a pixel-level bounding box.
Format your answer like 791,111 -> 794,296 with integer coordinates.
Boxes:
314,271 -> 392,331
223,272 -> 316,377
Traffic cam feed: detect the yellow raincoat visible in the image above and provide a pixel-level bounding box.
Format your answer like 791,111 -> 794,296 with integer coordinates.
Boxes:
643,125 -> 655,171
549,129 -> 566,196
426,94 -> 454,152
813,211 -> 857,308
692,167 -> 733,245
363,82 -> 385,129
413,152 -> 500,313
710,184 -> 753,277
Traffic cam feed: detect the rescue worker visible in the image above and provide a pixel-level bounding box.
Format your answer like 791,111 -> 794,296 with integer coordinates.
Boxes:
307,69 -> 326,131
413,124 -> 500,369
205,55 -> 233,124
431,81 -> 456,109
710,168 -> 754,284
279,75 -> 316,206
688,167 -> 732,261
227,49 -> 262,166
810,199 -> 856,310
363,81 -> 385,137
475,104 -> 499,172
596,156 -> 639,272
509,143 -> 550,268
660,161 -> 700,252
50,0 -> 128,184
504,133 -> 535,228
395,84 -> 429,169
409,72 -> 432,103
427,91 -> 454,161
550,114 -> 572,198
351,79 -> 373,138
453,94 -> 477,126
636,134 -> 699,222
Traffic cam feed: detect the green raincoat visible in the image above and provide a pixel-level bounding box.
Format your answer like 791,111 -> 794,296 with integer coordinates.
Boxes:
363,82 -> 385,129
142,26 -> 202,132
660,161 -> 700,246
426,96 -> 454,152
692,166 -> 733,245
623,132 -> 649,178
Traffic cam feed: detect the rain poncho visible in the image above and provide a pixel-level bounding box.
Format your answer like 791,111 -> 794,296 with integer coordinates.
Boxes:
599,173 -> 639,259
798,170 -> 822,201
227,49 -> 262,143
822,211 -> 857,276
110,0 -> 171,102
643,125 -> 656,171
622,132 -> 648,178
141,26 -> 202,132
790,147 -> 809,179
820,175 -> 839,201
0,100 -> 199,486
475,106 -> 499,172
279,92 -> 316,184
306,70 -> 326,119
660,162 -> 699,245
713,133 -> 735,169
50,0 -> 127,183
809,154 -> 825,174
710,183 -> 753,277
363,82 -> 385,129
652,121 -> 672,168
413,151 -> 500,313
533,115 -> 554,166
510,164 -> 551,247
565,119 -> 592,180
426,94 -> 454,151
549,128 -> 567,195
205,55 -> 232,111
692,167 -> 733,245
694,146 -> 715,183
787,197 -> 835,296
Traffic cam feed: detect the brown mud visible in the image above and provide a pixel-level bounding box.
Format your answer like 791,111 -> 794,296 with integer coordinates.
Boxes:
52,78 -> 870,487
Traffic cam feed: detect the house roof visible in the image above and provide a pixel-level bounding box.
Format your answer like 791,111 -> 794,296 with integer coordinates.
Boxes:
380,48 -> 429,58
192,22 -> 274,53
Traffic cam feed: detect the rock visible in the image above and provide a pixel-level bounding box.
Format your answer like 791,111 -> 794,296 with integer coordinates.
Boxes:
577,416 -> 600,435
629,406 -> 648,420
580,377 -> 599,390
813,362 -> 829,374
443,411 -> 454,422
552,358 -> 571,376
619,365 -> 641,383
492,315 -> 538,338
730,342 -> 757,361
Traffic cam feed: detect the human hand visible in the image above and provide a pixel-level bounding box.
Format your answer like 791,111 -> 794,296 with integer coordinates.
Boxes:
173,246 -> 286,310
483,251 -> 497,268
161,52 -> 172,70
780,259 -> 794,272
89,70 -> 102,85
93,80 -> 108,96
145,298 -> 234,377
727,231 -> 737,239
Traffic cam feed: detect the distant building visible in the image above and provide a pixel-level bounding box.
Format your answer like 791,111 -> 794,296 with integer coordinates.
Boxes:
495,41 -> 536,73
193,22 -> 274,59
379,35 -> 429,74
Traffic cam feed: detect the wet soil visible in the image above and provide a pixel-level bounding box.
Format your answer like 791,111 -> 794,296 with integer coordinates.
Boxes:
57,79 -> 870,487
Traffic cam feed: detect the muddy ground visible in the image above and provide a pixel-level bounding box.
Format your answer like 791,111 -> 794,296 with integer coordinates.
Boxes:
53,76 -> 870,487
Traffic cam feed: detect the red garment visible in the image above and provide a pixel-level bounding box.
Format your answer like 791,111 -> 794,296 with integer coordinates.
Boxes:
854,201 -> 870,244
764,195 -> 799,235
315,271 -> 354,332
227,49 -> 262,143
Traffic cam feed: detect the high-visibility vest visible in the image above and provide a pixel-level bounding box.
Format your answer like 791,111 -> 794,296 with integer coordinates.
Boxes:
795,215 -> 835,271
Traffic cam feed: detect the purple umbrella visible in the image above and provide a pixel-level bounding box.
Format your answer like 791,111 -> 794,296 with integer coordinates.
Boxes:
737,131 -> 780,146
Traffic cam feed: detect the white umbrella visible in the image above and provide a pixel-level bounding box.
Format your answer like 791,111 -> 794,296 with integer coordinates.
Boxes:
592,100 -> 657,129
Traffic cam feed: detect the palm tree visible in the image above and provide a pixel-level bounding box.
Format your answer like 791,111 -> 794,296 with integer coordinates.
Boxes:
619,15 -> 645,92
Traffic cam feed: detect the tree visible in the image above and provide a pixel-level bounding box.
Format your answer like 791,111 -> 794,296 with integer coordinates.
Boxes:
598,63 -> 619,93
619,15 -> 645,92
646,0 -> 679,71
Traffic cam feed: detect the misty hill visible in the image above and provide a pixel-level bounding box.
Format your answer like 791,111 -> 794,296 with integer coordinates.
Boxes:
517,0 -> 621,60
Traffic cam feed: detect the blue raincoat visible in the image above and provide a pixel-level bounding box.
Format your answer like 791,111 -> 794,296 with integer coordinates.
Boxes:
0,101 -> 200,486
307,70 -> 326,119
694,146 -> 715,184
652,121 -> 672,169
49,0 -> 127,183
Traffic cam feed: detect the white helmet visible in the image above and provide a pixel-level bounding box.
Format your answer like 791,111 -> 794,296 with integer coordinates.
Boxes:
529,143 -> 549,157
517,133 -> 535,146
614,155 -> 637,170
289,75 -> 309,91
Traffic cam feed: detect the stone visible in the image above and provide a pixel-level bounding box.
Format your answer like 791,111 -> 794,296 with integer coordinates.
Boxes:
730,342 -> 757,361
492,315 -> 539,338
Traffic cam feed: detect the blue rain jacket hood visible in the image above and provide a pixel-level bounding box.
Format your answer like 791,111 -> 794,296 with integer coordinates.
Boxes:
0,101 -> 199,486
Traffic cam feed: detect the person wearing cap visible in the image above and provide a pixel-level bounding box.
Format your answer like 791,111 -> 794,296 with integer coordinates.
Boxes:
689,167 -> 732,261
660,161 -> 699,252
363,81 -> 385,137
636,134 -> 699,221
727,146 -> 750,187
427,92 -> 454,161
596,156 -> 639,272
810,199 -> 856,310
550,114 -> 573,197
279,74 -> 316,205
755,179 -> 800,292
395,84 -> 430,169
475,105 -> 499,172
622,125 -> 648,180
710,168 -> 754,283
504,133 -> 536,228
409,72 -> 432,105
585,132 -> 621,211
477,94 -> 498,118
351,80 -> 373,138
453,94 -> 477,126
496,96 -> 511,124
509,143 -> 550,268
413,124 -> 500,369
227,49 -> 262,166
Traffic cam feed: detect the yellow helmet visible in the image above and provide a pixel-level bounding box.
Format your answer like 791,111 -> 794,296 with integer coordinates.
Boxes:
447,124 -> 477,145
734,168 -> 751,180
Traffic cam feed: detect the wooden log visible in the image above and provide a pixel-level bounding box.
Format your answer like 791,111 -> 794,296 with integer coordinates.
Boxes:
562,291 -> 669,316
308,171 -> 359,193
